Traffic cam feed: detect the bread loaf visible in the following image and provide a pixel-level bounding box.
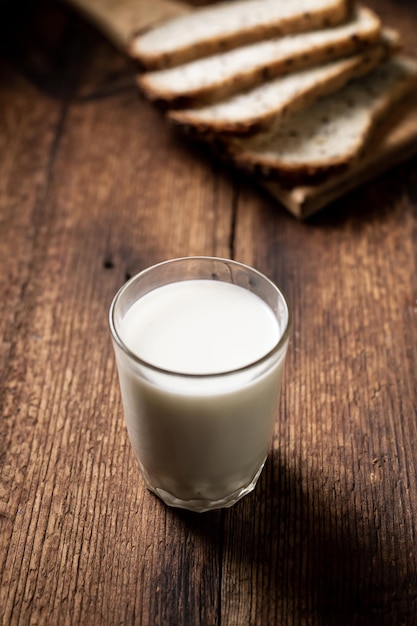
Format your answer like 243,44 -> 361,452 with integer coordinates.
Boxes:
168,31 -> 398,135
130,0 -> 349,69
139,6 -> 381,106
225,56 -> 417,182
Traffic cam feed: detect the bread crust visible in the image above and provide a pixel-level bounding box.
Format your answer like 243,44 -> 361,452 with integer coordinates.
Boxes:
166,32 -> 398,137
223,56 -> 417,184
139,6 -> 381,106
130,0 -> 349,69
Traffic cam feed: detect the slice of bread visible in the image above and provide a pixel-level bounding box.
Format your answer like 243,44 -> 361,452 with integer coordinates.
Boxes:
225,56 -> 417,182
139,6 -> 381,106
130,0 -> 349,69
168,31 -> 398,135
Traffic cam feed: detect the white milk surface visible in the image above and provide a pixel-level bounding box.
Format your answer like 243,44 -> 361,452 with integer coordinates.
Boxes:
115,279 -> 288,509
120,279 -> 280,374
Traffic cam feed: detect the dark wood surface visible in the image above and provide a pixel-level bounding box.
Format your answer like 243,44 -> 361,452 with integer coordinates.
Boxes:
1,1 -> 417,624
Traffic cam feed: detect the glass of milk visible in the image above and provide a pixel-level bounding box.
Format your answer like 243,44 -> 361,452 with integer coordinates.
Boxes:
109,257 -> 291,512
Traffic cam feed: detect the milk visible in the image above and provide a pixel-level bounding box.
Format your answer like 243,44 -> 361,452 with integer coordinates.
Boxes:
110,260 -> 291,511
119,280 -> 280,374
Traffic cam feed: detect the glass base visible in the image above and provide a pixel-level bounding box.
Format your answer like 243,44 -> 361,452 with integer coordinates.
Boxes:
143,461 -> 266,513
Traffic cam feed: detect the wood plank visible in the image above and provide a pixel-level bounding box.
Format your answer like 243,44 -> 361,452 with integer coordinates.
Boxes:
223,161 -> 417,623
0,0 -> 83,546
0,4 -> 233,624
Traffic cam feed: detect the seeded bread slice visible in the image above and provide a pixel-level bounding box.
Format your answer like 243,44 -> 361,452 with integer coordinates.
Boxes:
139,6 -> 381,106
130,0 -> 349,69
168,31 -> 398,136
225,56 -> 417,182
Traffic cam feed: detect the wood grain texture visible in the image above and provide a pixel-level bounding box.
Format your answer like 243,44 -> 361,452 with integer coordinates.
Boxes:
1,1 -> 417,625
227,175 -> 417,624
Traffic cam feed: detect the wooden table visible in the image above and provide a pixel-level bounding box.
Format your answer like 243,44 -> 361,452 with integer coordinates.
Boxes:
1,1 -> 417,624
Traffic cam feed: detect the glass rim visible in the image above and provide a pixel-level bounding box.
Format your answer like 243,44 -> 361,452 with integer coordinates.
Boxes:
109,256 -> 292,379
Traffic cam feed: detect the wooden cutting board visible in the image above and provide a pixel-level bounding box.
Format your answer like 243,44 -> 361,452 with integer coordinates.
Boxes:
64,0 -> 417,218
